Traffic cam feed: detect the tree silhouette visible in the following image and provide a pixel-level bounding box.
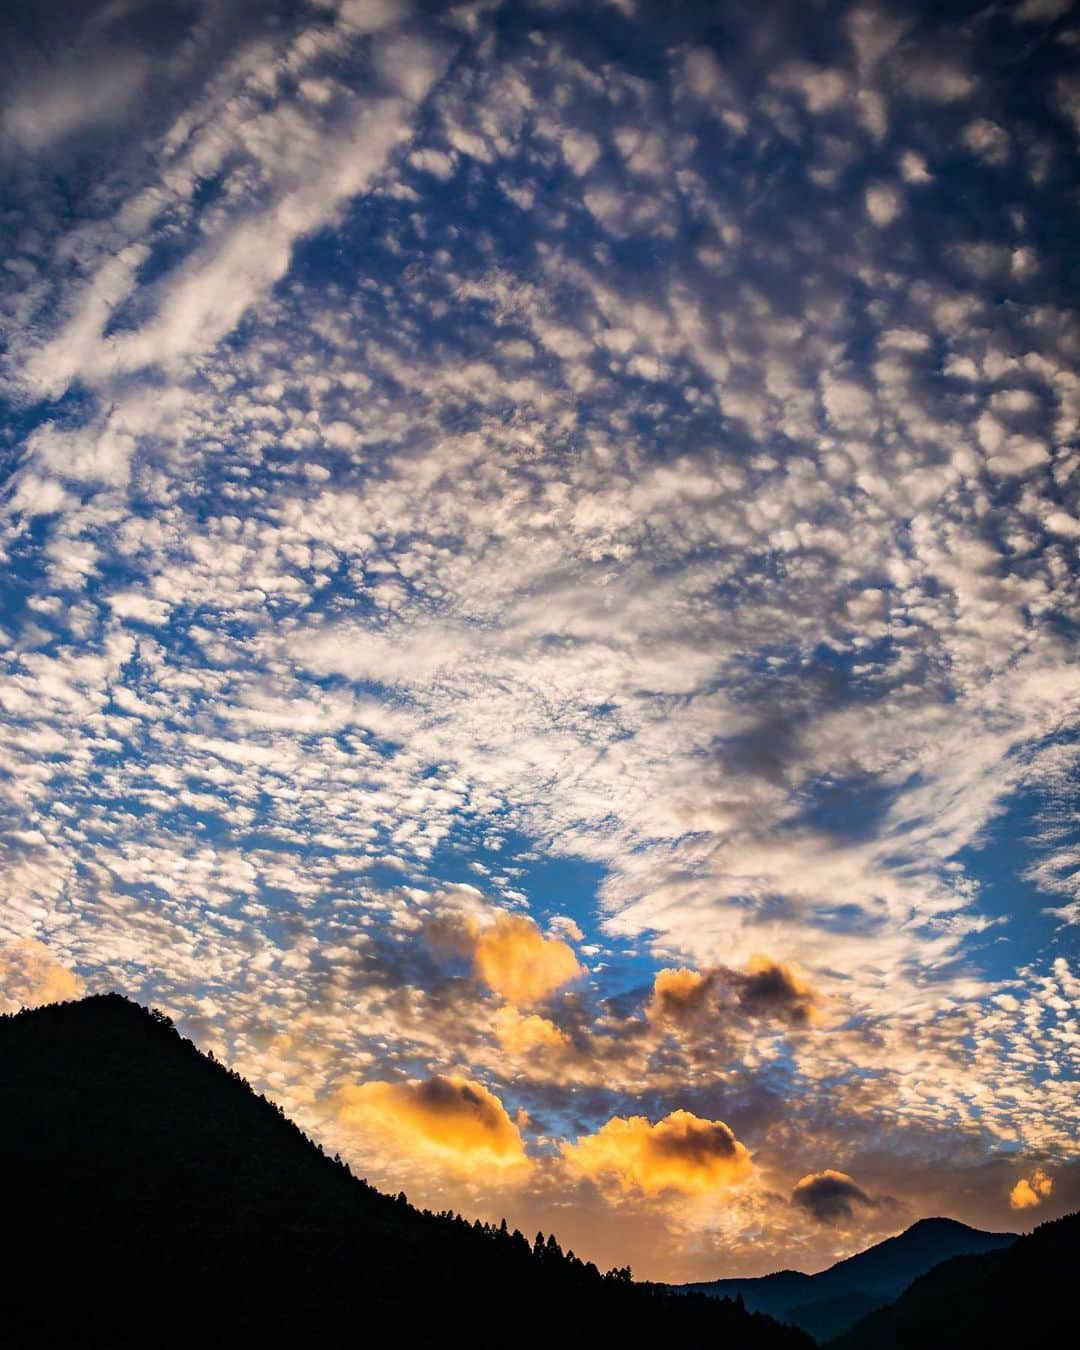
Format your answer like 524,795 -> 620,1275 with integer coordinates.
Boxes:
0,994 -> 816,1350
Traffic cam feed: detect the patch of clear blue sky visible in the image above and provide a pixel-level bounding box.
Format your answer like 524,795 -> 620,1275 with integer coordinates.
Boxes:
954,778 -> 1077,981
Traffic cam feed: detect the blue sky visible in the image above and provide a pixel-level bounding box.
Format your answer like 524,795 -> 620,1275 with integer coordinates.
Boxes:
0,0 -> 1077,1281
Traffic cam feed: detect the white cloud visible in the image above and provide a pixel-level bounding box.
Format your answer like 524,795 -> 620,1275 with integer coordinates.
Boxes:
864,181 -> 904,226
106,592 -> 172,626
899,59 -> 977,104
336,0 -> 412,34
1011,0 -> 1073,21
962,118 -> 1010,166
561,129 -> 601,176
898,149 -> 932,183
2,47 -> 150,155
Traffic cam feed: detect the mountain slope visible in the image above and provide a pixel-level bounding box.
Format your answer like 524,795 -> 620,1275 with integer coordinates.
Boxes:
679,1216 -> 1017,1340
0,994 -> 811,1349
829,1210 -> 1079,1350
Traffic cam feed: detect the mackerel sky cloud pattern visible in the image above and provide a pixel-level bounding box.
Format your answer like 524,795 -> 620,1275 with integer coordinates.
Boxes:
0,0 -> 1077,1281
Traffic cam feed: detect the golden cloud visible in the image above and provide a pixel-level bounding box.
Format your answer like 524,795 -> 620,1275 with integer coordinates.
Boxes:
337,1074 -> 530,1174
473,913 -> 582,1005
1009,1167 -> 1053,1210
0,939 -> 84,1013
560,1109 -> 752,1196
429,909 -> 582,1006
645,955 -> 819,1028
493,1003 -> 570,1053
646,967 -> 714,1024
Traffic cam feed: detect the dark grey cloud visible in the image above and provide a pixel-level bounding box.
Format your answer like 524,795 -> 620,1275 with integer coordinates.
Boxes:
792,1169 -> 876,1224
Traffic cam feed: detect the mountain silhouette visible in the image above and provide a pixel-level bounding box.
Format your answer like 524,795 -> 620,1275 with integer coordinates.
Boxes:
0,994 -> 811,1349
829,1209 -> 1078,1349
678,1215 -> 1017,1341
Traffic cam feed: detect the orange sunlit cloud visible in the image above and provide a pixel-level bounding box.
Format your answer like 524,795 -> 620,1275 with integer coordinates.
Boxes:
493,1003 -> 570,1053
472,912 -> 582,1005
337,1074 -> 530,1175
1009,1167 -> 1054,1210
560,1109 -> 752,1197
0,939 -> 84,1013
646,967 -> 714,1024
645,955 -> 819,1028
429,908 -> 582,1006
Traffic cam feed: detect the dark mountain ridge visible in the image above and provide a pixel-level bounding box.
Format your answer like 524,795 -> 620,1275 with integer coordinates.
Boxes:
678,1211 -> 1018,1340
0,994 -> 810,1349
830,1209 -> 1079,1349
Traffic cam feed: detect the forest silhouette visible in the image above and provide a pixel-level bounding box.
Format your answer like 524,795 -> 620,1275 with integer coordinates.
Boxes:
1,993 -> 1074,1348
0,994 -> 808,1348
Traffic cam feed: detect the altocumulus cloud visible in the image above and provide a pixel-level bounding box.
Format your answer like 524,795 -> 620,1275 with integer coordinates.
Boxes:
561,1110 -> 752,1197
337,1075 -> 529,1175
0,0 -> 1077,1282
492,1004 -> 570,1055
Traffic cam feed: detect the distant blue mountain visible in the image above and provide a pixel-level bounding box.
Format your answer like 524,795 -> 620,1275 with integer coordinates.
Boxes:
677,1216 -> 1017,1342
831,1211 -> 1078,1350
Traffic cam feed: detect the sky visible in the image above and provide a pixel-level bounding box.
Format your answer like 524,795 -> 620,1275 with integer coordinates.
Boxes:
0,0 -> 1078,1283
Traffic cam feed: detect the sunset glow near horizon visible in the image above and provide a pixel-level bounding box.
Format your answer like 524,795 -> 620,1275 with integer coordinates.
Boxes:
0,0 -> 1078,1282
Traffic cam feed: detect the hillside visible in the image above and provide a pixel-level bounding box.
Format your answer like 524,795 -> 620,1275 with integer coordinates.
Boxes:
679,1216 -> 1017,1341
829,1210 -> 1079,1349
0,994 -> 810,1349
